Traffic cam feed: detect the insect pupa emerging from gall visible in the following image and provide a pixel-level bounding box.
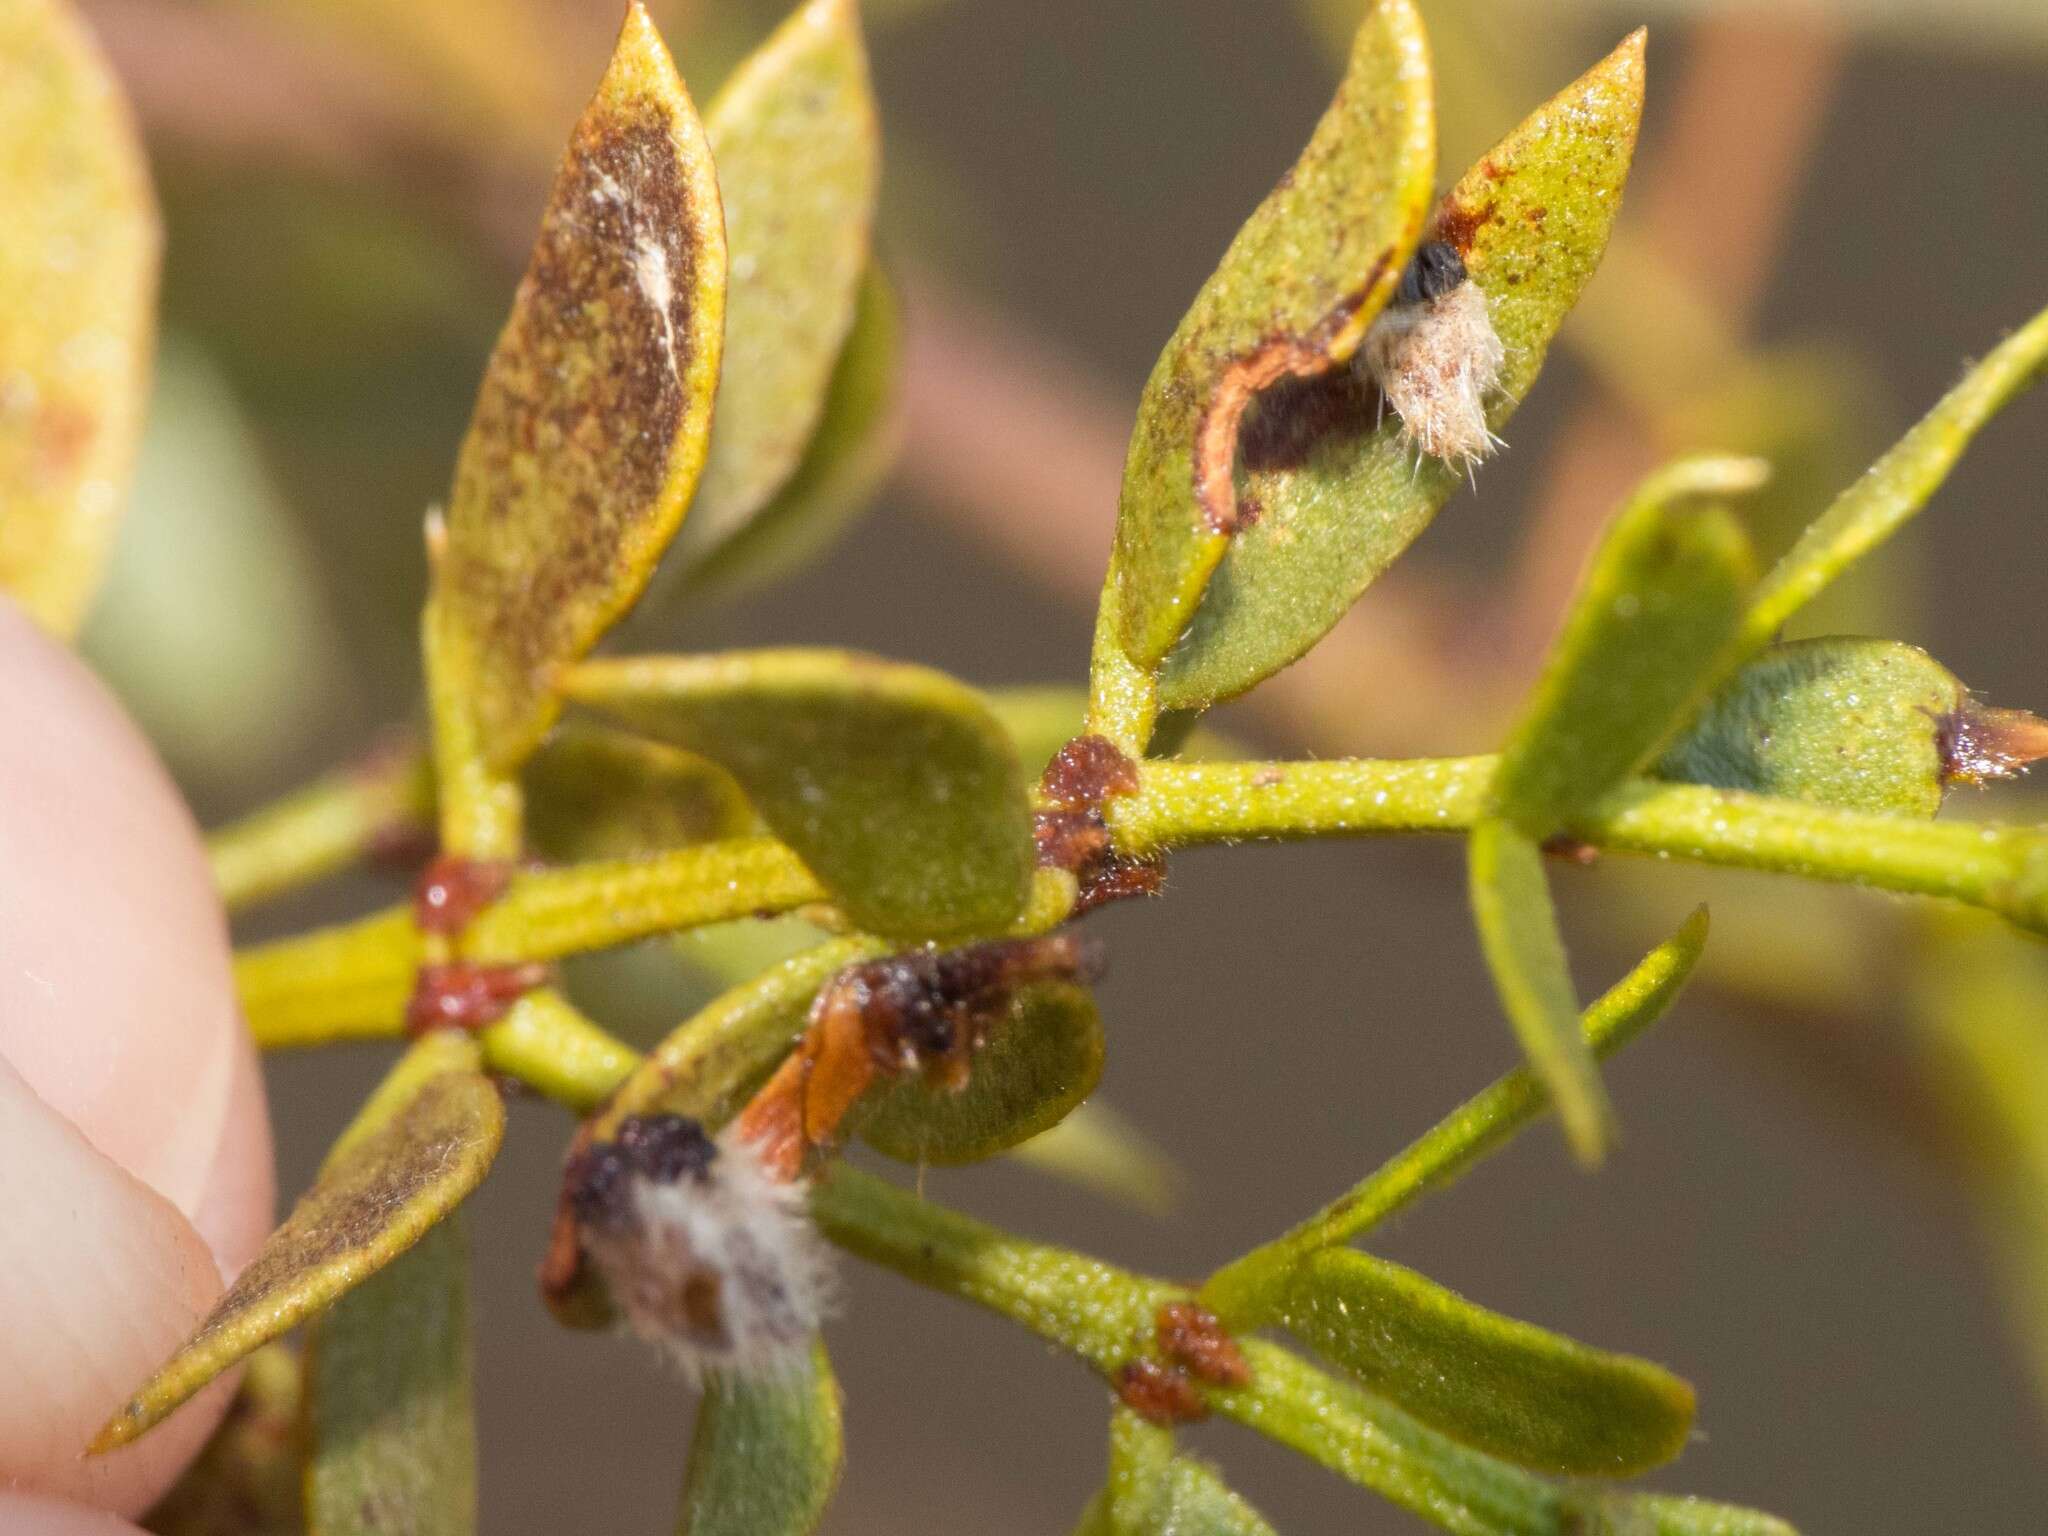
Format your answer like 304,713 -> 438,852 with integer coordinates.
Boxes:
567,1113 -> 834,1381
1362,240 -> 1507,473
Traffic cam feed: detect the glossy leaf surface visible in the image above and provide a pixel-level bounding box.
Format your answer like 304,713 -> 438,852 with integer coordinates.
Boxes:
435,1 -> 724,768
1157,30 -> 1646,708
1110,0 -> 1434,669
677,1340 -> 843,1536
0,0 -> 156,633
306,1216 -> 476,1535
858,980 -> 1106,1164
1276,1247 -> 1693,1476
564,649 -> 1034,937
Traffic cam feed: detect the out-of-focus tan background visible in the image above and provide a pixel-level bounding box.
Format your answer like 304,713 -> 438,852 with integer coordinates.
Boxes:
76,0 -> 2048,1528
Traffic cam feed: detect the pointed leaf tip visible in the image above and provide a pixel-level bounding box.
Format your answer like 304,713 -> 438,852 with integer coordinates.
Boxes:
1107,0 -> 1436,672
94,1058 -> 502,1452
1157,28 -> 1650,709
433,0 -> 726,768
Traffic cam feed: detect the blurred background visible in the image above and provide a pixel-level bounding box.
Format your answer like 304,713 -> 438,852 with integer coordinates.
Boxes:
68,0 -> 2048,1528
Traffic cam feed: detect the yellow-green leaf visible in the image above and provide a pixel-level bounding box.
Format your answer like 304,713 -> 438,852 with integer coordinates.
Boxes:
1157,30 -> 1646,710
1658,637 -> 1966,819
1276,1247 -> 1693,1477
679,265 -> 900,602
93,1036 -> 504,1451
674,0 -> 879,560
434,0 -> 724,769
524,722 -> 758,862
1736,302 -> 2048,658
563,649 -> 1034,937
1108,0 -> 1434,670
1492,455 -> 1761,838
0,0 -> 156,633
677,1339 -> 842,1536
306,1216 -> 476,1536
1468,817 -> 1612,1166
1214,1339 -> 1793,1536
143,1345 -> 303,1536
1105,1408 -> 1277,1536
857,980 -> 1105,1165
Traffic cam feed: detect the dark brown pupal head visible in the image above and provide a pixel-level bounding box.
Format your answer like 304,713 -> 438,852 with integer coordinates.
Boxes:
566,1113 -> 718,1229
1395,240 -> 1467,307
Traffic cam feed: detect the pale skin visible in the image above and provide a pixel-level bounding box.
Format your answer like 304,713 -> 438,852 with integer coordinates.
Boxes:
0,598 -> 275,1530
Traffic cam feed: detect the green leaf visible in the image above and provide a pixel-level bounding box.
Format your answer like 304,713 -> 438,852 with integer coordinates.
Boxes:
679,265 -> 900,602
856,980 -> 1105,1165
306,1216 -> 476,1536
0,0 -> 157,634
524,723 -> 758,861
677,1340 -> 843,1536
433,0 -> 725,769
563,649 -> 1034,938
1105,1407 -> 1278,1536
143,1345 -> 303,1536
1108,0 -> 1435,670
93,1035 -> 504,1451
1467,818 -> 1612,1165
1214,1340 -> 1793,1536
1492,456 -> 1762,838
673,0 -> 879,562
1657,637 -> 1962,819
1735,302 -> 2048,658
1156,30 -> 1646,709
1275,1247 -> 1693,1477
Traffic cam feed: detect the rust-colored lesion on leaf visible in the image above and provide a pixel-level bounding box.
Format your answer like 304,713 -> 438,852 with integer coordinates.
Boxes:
1190,265 -> 1394,536
92,1069 -> 504,1452
1034,733 -> 1164,912
435,0 -> 725,769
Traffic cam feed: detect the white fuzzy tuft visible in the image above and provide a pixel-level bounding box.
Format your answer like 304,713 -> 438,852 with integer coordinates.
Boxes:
581,1126 -> 834,1381
1362,279 -> 1506,469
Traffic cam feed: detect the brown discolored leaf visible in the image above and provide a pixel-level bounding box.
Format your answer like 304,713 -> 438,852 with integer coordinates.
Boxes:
433,0 -> 725,769
1157,30 -> 1647,709
93,1036 -> 503,1452
670,0 -> 880,563
0,0 -> 157,634
1108,0 -> 1435,671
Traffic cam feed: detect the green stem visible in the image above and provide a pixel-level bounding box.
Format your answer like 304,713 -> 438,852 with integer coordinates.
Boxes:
464,837 -> 827,961
479,990 -> 641,1112
812,1165 -> 1174,1371
811,1169 -> 1737,1536
208,744 -> 434,913
1201,909 -> 1707,1324
1114,759 -> 2048,935
236,908 -> 420,1049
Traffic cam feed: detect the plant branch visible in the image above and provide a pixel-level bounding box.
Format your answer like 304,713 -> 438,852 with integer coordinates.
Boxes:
208,742 -> 433,913
1112,760 -> 2048,936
